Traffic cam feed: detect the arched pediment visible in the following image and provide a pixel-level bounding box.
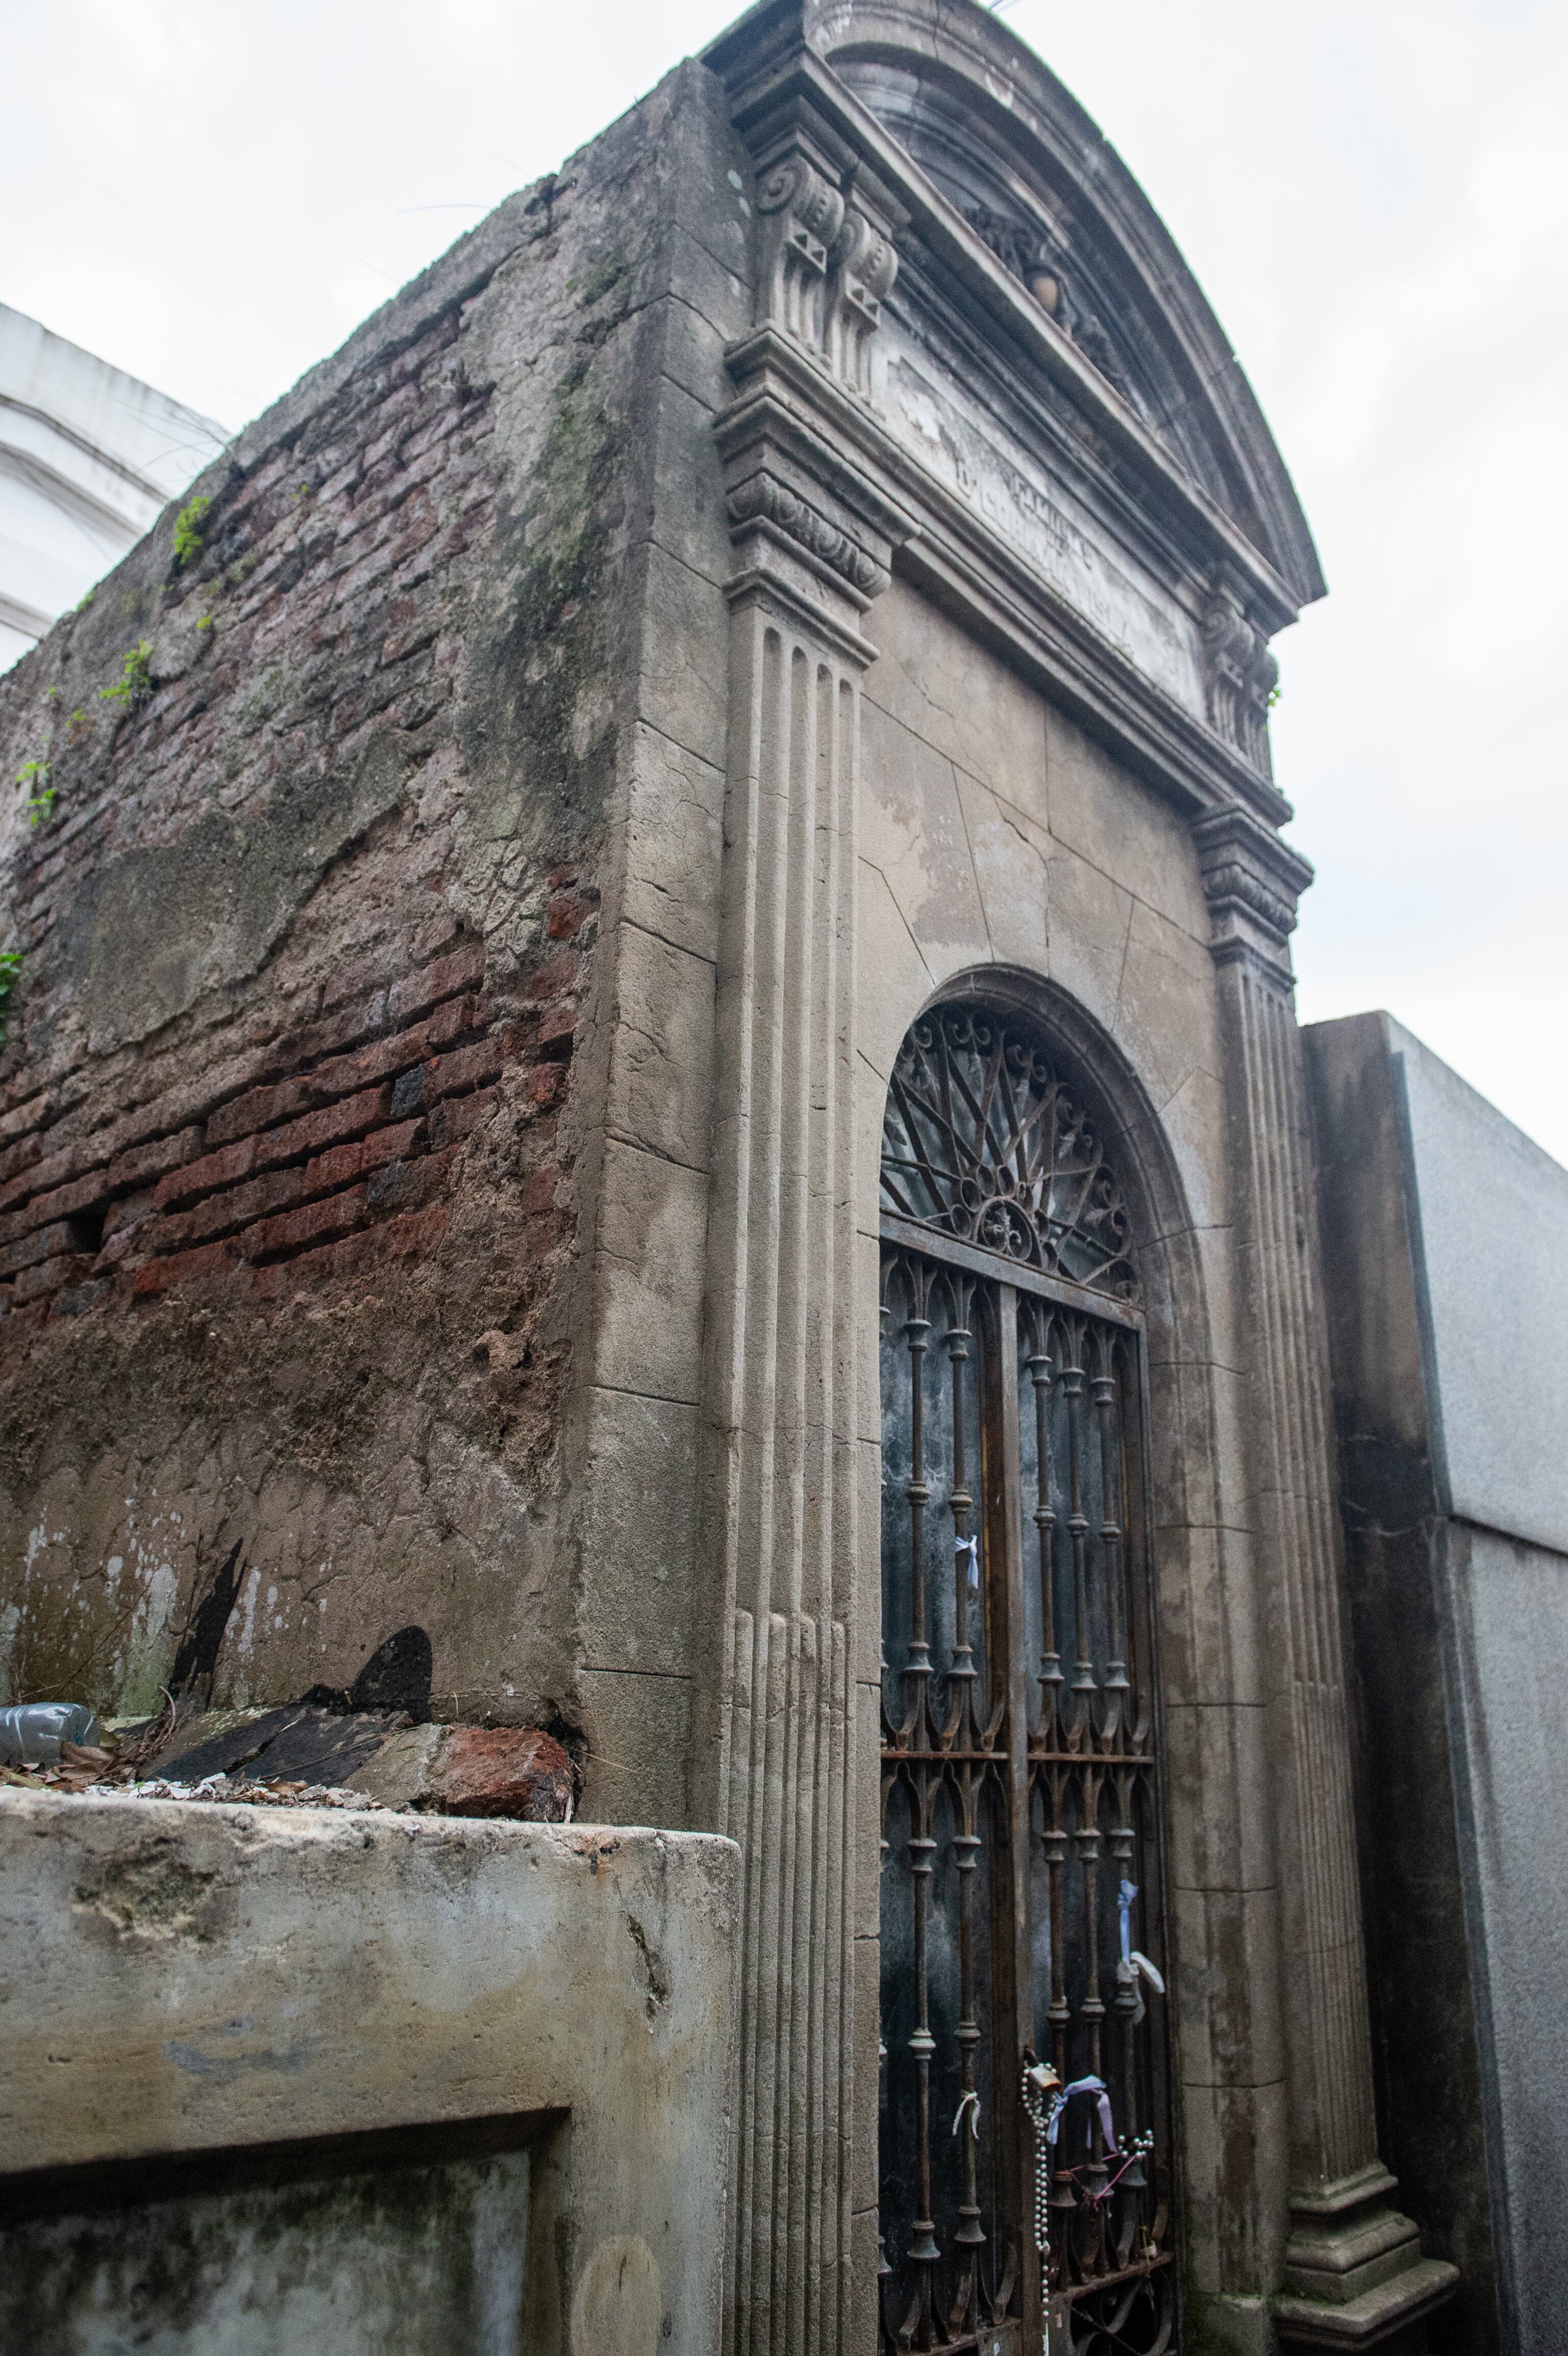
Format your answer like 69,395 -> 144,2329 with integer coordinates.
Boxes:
812,1 -> 1323,605
711,0 -> 1324,612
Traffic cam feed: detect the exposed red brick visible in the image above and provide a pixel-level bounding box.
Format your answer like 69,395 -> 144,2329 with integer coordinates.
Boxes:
427,993 -> 482,1049
0,1220 -> 82,1278
206,1078 -> 313,1149
266,1086 -> 392,1165
0,1134 -> 42,1189
525,949 -> 579,1003
545,889 -> 595,941
430,1088 -> 495,1147
424,1037 -> 504,1102
246,1183 -> 368,1263
384,1202 -> 449,1256
0,1143 -> 108,1222
524,1063 -> 566,1107
0,1167 -> 113,1245
267,988 -> 392,1080
132,1241 -> 243,1298
155,1137 -> 260,1213
302,1140 -> 365,1196
427,1726 -> 574,1821
155,1084 -> 391,1210
537,1000 -> 577,1057
522,1165 -> 561,1217
13,1252 -> 94,1303
105,1126 -> 206,1194
304,1026 -> 428,1102
387,943 -> 486,1026
360,1117 -> 426,1172
180,1168 -> 305,1247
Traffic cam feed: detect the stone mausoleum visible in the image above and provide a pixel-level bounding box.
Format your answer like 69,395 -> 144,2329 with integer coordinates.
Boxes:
3,4 -> 1564,2352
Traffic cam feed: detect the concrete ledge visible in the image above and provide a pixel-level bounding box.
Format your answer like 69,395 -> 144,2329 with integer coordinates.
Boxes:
0,1791 -> 739,2354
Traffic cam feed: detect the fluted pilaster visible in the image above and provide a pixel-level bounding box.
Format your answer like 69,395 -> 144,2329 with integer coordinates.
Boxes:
706,573 -> 866,2356
701,185 -> 910,2342
1194,807 -> 1458,2349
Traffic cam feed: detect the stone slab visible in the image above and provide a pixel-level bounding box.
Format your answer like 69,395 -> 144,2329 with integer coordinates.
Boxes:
0,1792 -> 738,2355
1442,1523 -> 1568,2353
1393,1018 -> 1568,1552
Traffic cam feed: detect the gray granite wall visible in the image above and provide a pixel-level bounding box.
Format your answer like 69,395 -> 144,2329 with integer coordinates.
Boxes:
1307,1009 -> 1568,2356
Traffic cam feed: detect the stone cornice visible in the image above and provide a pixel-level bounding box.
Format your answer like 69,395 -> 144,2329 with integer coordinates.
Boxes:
716,324 -> 1293,829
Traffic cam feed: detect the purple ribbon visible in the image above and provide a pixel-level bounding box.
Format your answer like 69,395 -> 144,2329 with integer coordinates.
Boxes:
1045,2074 -> 1117,2155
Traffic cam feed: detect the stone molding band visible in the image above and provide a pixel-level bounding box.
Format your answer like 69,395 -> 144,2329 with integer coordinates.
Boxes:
1193,804 -> 1314,981
726,471 -> 890,598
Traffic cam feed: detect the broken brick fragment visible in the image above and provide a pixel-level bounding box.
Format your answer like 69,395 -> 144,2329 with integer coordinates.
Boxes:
429,1726 -> 574,1821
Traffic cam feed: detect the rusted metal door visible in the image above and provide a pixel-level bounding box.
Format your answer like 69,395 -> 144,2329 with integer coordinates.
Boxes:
877,1004 -> 1178,2355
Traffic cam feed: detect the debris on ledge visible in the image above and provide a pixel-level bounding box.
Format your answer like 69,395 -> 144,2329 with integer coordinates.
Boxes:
1,1714 -> 576,1822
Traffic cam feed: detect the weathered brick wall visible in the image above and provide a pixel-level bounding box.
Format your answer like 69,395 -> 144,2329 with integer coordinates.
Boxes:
0,77 -> 689,1731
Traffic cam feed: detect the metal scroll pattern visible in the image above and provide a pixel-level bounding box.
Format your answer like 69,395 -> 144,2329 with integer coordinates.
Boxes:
880,1010 -> 1139,1302
878,1255 -> 1176,2354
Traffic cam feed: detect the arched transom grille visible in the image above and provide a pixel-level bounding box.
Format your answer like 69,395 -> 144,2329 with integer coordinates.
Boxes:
880,1006 -> 1139,1302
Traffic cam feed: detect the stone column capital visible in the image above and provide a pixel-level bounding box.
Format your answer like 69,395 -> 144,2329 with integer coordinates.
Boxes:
1191,804 -> 1314,985
739,94 -> 907,405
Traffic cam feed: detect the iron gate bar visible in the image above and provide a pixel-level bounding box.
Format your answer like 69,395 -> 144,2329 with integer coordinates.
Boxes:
880,1211 -> 1144,1331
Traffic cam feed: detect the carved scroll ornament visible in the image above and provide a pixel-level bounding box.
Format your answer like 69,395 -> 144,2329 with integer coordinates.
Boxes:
753,146 -> 899,397
1200,577 -> 1279,776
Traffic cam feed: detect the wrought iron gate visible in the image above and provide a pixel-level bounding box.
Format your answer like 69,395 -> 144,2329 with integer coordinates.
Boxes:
877,1003 -> 1177,2355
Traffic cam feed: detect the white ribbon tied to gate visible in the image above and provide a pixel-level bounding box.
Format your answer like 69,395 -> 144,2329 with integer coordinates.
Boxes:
955,1533 -> 980,1589
952,2089 -> 981,2140
1117,1877 -> 1166,2025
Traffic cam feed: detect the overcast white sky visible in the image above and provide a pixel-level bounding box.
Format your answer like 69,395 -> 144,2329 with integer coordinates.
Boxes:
6,0 -> 1565,1159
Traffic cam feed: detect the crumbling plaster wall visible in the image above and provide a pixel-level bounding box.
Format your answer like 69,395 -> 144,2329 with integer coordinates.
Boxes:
0,60 -> 749,1752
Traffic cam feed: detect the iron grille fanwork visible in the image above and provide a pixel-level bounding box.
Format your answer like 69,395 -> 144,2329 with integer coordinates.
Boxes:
880,1007 -> 1138,1301
878,1002 -> 1177,2356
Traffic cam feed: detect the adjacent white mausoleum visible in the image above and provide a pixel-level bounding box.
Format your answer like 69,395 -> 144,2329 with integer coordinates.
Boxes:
0,303 -> 228,671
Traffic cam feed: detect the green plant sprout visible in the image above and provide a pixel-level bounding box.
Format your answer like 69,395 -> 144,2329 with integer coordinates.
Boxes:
172,493 -> 211,570
15,761 -> 55,828
0,950 -> 22,1038
100,640 -> 154,709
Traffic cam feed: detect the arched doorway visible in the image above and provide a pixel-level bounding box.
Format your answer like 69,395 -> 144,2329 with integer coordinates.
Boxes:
877,996 -> 1178,2354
